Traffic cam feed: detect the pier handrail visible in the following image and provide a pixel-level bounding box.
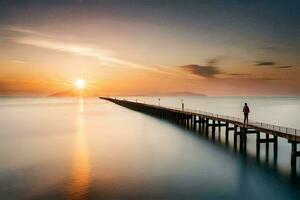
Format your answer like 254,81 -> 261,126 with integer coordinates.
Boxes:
183,108 -> 300,136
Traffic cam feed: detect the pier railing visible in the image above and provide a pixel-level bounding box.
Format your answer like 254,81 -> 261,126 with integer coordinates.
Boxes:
183,108 -> 300,136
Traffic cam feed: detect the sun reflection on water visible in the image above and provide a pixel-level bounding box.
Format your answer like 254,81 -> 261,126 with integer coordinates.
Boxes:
68,98 -> 91,200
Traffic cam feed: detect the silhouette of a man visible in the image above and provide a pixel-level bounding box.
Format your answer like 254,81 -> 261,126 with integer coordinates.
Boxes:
243,103 -> 250,125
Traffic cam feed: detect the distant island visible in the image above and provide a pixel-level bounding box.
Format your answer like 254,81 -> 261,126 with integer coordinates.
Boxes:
111,91 -> 207,97
49,89 -> 92,97
49,90 -> 206,97
157,92 -> 206,97
49,89 -> 77,97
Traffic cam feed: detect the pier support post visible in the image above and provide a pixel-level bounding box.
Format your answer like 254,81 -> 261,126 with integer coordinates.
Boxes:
256,132 -> 261,160
186,114 -> 189,127
201,117 -> 204,132
180,114 -> 183,125
266,134 -> 270,162
198,117 -> 202,131
193,115 -> 197,130
202,117 -> 205,132
234,125 -> 238,151
205,118 -> 209,136
225,122 -> 229,145
185,114 -> 188,127
240,127 -> 248,152
290,142 -> 300,176
212,120 -> 216,140
274,136 -> 278,164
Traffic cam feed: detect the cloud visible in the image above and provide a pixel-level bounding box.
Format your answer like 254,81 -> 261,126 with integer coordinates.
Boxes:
222,72 -> 279,81
255,61 -> 275,66
250,77 -> 279,81
4,25 -> 51,38
180,64 -> 280,81
179,57 -> 224,78
13,36 -> 154,70
254,60 -> 295,69
7,26 -> 161,72
227,73 -> 248,76
275,65 -> 293,69
180,64 -> 221,78
207,57 -> 222,66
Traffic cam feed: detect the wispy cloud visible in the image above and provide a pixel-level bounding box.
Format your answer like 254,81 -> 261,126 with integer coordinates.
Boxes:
13,36 -> 154,70
179,60 -> 279,81
4,25 -> 51,38
255,61 -> 275,66
180,64 -> 221,78
254,60 -> 295,69
179,57 -> 223,78
6,26 -> 160,72
227,73 -> 248,76
275,65 -> 293,69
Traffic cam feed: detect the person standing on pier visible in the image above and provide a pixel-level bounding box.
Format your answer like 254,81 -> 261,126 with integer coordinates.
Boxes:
243,103 -> 250,125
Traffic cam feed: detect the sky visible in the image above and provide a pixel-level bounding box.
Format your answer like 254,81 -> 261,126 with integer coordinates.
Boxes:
0,0 -> 299,96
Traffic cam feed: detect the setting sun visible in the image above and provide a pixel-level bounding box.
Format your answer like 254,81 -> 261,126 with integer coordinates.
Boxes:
75,79 -> 86,90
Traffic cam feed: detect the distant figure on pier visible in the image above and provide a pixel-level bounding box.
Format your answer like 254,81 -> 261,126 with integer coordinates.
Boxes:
243,103 -> 250,125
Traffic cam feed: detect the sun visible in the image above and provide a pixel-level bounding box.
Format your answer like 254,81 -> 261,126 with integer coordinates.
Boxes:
75,79 -> 86,90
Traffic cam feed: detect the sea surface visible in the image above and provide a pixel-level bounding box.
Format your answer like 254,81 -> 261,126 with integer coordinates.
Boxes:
0,96 -> 300,200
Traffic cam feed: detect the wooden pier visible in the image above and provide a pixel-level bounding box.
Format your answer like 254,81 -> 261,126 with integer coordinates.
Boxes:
100,97 -> 300,174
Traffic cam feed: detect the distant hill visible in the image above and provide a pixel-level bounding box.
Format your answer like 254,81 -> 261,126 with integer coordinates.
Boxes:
49,89 -> 78,97
50,90 -> 206,97
49,89 -> 97,97
160,92 -> 206,96
112,91 -> 207,97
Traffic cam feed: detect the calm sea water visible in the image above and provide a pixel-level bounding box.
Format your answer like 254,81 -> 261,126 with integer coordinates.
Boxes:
0,96 -> 300,200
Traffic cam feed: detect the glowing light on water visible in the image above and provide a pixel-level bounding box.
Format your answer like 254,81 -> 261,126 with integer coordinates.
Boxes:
68,102 -> 91,200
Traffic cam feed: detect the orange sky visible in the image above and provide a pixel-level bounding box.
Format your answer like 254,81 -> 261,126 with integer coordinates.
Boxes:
0,1 -> 299,96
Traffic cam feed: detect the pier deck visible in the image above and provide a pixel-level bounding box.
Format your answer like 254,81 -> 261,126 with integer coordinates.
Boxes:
100,97 -> 300,174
